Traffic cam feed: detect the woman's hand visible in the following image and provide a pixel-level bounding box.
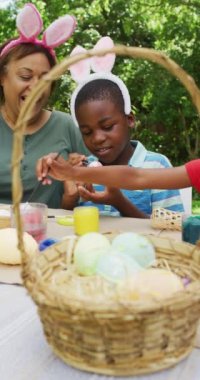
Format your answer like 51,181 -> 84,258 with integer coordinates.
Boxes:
67,153 -> 87,187
36,153 -> 74,184
62,154 -> 87,207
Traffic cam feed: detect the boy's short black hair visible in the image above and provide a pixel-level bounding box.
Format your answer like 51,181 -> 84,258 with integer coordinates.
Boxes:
75,79 -> 125,114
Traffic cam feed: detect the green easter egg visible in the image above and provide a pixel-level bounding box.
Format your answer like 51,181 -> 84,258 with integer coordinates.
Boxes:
74,232 -> 111,276
74,247 -> 109,276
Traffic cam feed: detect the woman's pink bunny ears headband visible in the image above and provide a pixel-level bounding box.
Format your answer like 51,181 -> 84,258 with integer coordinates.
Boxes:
0,3 -> 76,58
69,36 -> 131,127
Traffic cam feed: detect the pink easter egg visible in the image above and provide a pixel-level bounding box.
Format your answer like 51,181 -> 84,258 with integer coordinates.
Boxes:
88,161 -> 102,168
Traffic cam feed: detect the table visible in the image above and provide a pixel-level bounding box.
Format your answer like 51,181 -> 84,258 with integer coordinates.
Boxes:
47,209 -> 182,240
0,211 -> 200,380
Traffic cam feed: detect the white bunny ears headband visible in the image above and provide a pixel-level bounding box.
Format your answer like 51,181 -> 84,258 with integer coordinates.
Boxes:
0,3 -> 76,58
69,36 -> 131,127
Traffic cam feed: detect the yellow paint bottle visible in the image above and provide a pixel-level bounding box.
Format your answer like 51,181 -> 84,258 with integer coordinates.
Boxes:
73,206 -> 99,235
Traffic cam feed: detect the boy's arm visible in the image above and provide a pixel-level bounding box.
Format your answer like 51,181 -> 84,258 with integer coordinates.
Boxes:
78,186 -> 149,218
61,180 -> 79,210
109,189 -> 149,218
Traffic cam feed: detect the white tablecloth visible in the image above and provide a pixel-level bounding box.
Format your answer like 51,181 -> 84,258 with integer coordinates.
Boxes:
0,285 -> 199,380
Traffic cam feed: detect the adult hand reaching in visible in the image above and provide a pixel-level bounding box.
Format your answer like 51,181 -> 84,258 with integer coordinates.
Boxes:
36,153 -> 74,184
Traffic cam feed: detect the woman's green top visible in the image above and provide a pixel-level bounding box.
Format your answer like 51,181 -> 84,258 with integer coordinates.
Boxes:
0,110 -> 89,208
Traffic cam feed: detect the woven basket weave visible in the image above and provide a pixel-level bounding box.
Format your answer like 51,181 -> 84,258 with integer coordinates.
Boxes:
12,45 -> 200,376
0,205 -> 11,229
151,208 -> 183,231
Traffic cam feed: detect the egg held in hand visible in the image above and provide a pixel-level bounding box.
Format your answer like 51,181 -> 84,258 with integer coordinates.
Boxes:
88,161 -> 102,167
0,228 -> 38,265
112,232 -> 155,268
73,232 -> 111,275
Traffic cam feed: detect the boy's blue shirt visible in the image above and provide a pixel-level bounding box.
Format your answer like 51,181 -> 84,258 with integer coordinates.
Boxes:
79,140 -> 184,216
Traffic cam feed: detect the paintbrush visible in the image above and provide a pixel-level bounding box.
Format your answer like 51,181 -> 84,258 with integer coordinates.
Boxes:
26,149 -> 65,203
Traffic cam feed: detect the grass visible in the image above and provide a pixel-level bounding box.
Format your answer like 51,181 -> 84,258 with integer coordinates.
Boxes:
192,200 -> 200,215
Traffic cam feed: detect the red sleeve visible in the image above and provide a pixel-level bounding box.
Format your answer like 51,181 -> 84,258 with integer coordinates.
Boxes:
185,159 -> 200,192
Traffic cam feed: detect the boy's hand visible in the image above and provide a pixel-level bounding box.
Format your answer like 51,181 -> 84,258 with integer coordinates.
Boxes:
68,153 -> 86,167
77,185 -> 122,205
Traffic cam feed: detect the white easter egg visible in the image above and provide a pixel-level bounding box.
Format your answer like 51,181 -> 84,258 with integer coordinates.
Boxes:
0,228 -> 38,265
0,209 -> 10,217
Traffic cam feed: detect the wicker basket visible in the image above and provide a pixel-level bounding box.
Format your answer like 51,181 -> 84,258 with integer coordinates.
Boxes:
23,235 -> 200,376
151,208 -> 183,231
12,45 -> 200,376
0,204 -> 11,229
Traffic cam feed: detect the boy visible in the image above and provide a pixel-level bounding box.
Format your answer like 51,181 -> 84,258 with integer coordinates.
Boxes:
37,76 -> 184,216
37,35 -> 184,215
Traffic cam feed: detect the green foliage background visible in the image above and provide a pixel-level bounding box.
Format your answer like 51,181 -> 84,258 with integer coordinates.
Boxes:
1,0 -> 200,201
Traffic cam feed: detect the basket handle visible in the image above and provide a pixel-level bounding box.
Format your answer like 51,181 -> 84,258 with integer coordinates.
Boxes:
12,44 -> 200,273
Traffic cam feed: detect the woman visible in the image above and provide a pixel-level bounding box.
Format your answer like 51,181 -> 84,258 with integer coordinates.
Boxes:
0,3 -> 88,208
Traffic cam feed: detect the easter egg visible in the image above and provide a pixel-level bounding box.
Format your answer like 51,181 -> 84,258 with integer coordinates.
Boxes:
0,228 -> 38,265
74,232 -> 111,275
0,209 -> 10,217
0,208 -> 11,228
112,232 -> 155,268
96,253 -> 126,282
74,247 -> 109,276
96,248 -> 143,283
118,268 -> 184,301
88,161 -> 102,167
